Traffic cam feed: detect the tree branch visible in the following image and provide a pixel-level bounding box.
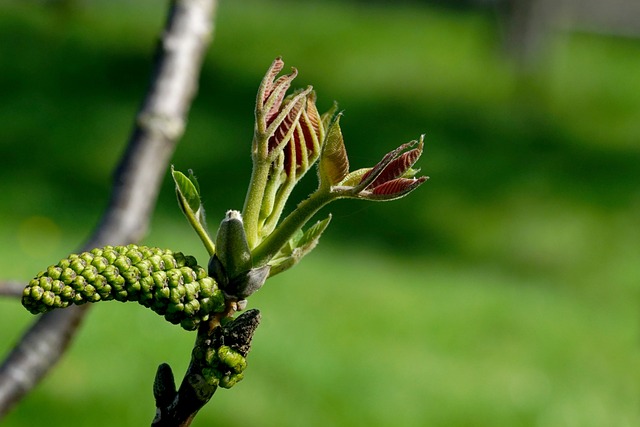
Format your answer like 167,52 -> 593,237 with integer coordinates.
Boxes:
0,282 -> 25,299
0,0 -> 219,418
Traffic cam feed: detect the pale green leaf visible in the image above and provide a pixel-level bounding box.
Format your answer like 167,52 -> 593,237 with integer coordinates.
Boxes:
171,166 -> 201,214
188,169 -> 201,195
339,168 -> 371,187
268,215 -> 331,277
297,215 -> 331,250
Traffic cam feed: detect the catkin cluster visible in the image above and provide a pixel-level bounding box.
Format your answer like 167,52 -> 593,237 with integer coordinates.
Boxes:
22,244 -> 226,330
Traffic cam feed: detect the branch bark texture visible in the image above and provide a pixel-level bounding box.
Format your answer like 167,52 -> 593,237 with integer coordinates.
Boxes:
0,282 -> 25,298
0,0 -> 218,418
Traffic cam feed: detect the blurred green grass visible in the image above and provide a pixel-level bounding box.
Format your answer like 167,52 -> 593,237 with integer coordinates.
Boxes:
1,1 -> 639,426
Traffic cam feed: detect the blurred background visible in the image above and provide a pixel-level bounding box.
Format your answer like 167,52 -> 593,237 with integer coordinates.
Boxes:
1,0 -> 639,425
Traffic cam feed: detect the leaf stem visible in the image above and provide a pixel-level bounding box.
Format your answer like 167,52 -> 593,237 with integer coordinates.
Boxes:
192,212 -> 216,256
251,189 -> 335,267
242,145 -> 272,250
177,192 -> 215,256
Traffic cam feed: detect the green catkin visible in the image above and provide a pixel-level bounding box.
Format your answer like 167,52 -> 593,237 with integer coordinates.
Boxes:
22,244 -> 226,331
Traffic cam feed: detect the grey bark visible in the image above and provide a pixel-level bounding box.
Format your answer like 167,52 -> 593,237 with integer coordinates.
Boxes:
0,282 -> 24,298
0,0 -> 219,418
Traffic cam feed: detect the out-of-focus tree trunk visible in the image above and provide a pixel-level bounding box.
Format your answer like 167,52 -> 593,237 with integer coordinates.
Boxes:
0,0 -> 219,418
496,0 -> 640,70
499,0 -> 562,71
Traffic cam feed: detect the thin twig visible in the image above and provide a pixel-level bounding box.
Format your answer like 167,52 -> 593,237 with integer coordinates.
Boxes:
0,282 -> 25,299
152,309 -> 261,427
0,0 -> 218,418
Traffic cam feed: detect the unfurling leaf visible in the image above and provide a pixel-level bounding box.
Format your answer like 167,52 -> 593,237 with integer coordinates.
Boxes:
328,135 -> 428,201
303,92 -> 323,146
256,57 -> 299,133
268,215 -> 332,277
364,143 -> 423,189
288,92 -> 323,174
368,177 -> 428,200
172,166 -> 201,214
318,115 -> 349,187
172,166 -> 214,255
258,58 -> 285,105
265,89 -> 310,158
320,101 -> 338,132
354,142 -> 415,192
297,214 -> 331,250
338,168 -> 372,187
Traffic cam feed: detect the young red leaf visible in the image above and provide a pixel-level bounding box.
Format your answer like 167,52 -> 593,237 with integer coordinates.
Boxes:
366,141 -> 423,189
369,177 -> 428,200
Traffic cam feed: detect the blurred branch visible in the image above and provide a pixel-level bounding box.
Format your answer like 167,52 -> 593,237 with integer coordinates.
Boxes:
498,0 -> 563,72
0,0 -> 219,418
0,282 -> 24,298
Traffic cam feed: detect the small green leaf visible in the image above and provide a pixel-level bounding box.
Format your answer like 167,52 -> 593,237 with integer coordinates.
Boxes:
171,166 -> 215,255
172,166 -> 201,214
338,168 -> 371,187
268,215 -> 331,277
297,214 -> 331,250
283,228 -> 304,256
188,169 -> 201,195
318,115 -> 349,187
